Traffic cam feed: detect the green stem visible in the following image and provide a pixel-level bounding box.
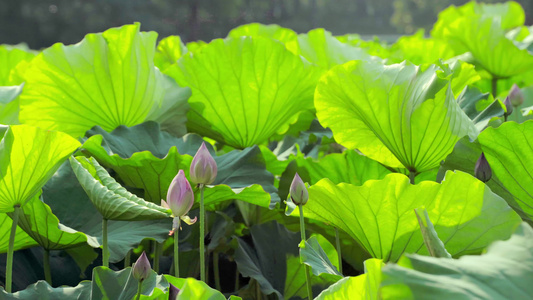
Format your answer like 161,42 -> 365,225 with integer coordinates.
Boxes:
124,250 -> 131,268
298,205 -> 312,300
504,114 -> 508,122
102,218 -> 108,268
174,229 -> 179,277
135,280 -> 143,300
153,241 -> 161,274
234,267 -> 240,291
409,170 -> 417,185
492,77 -> 498,98
199,184 -> 206,282
214,252 -> 221,291
255,279 -> 261,300
335,227 -> 343,275
44,249 -> 52,285
6,206 -> 21,293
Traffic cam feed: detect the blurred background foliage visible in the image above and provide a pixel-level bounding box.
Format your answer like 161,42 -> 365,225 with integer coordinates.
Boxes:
1,0 -> 533,49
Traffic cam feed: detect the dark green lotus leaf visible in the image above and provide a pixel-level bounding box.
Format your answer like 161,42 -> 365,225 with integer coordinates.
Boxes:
0,125 -> 81,213
381,222 -> 533,299
315,59 -> 478,173
43,159 -> 172,263
82,122 -> 277,208
456,85 -> 504,131
478,121 -> 533,221
18,23 -> 186,137
165,36 -> 322,148
292,28 -> 371,69
0,214 -> 38,253
291,171 -> 521,262
0,280 -> 91,300
314,258 -> 383,300
234,221 -> 300,298
285,255 -> 340,300
69,156 -> 171,221
9,193 -> 99,251
227,23 -> 298,45
300,235 -> 342,277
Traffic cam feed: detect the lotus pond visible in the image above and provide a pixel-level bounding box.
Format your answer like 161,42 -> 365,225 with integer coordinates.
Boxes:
0,1 -> 532,299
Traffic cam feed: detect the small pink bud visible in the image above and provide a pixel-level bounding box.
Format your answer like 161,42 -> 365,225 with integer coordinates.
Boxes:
132,251 -> 151,282
503,96 -> 513,117
190,142 -> 217,185
166,170 -> 195,219
169,283 -> 180,300
290,173 -> 308,205
509,84 -> 524,107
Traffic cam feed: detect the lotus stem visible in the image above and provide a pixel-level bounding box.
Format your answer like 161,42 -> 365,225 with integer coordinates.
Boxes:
102,218 -> 109,268
6,205 -> 21,293
409,170 -> 417,185
135,280 -> 143,300
214,251 -> 221,291
299,204 -> 313,300
335,227 -> 343,275
174,231 -> 179,277
199,183 -> 206,282
235,267 -> 240,291
44,249 -> 52,285
492,77 -> 498,98
153,241 -> 161,274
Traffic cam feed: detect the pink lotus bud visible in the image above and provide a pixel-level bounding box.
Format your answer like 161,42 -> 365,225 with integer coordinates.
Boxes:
190,142 -> 217,185
290,173 -> 308,205
503,96 -> 513,117
132,251 -> 151,282
475,152 -> 492,183
509,84 -> 524,107
169,283 -> 180,300
165,170 -> 195,218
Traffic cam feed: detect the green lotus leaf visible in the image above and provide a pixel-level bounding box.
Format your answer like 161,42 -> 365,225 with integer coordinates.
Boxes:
300,235 -> 342,277
315,60 -> 477,172
165,36 -> 322,148
314,258 -> 383,300
478,121 -> 533,220
0,44 -> 35,85
164,276 -> 227,300
285,255 -> 340,300
389,30 -> 455,65
82,122 -> 277,208
19,23 -> 188,137
456,85 -> 504,131
154,35 -> 187,71
0,84 -> 23,124
431,2 -> 533,78
0,213 -> 38,253
0,280 -> 91,299
69,156 -> 171,221
0,125 -> 80,213
292,171 -> 521,262
292,28 -> 371,69
414,208 -> 451,258
9,193 -> 99,251
336,34 -> 391,58
91,266 -> 168,300
381,222 -> 533,299
227,23 -> 298,46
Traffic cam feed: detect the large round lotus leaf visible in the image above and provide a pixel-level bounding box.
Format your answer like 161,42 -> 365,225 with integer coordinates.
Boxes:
165,36 -> 322,148
19,23 -> 189,137
315,60 -> 477,173
293,171 -> 520,262
0,125 -> 80,213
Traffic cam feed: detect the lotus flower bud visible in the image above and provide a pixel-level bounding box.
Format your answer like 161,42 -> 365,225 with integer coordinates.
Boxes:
509,84 -> 524,107
503,96 -> 513,117
162,170 -> 197,232
169,283 -> 180,300
475,152 -> 492,183
290,173 -> 308,205
132,251 -> 151,282
190,142 -> 217,185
